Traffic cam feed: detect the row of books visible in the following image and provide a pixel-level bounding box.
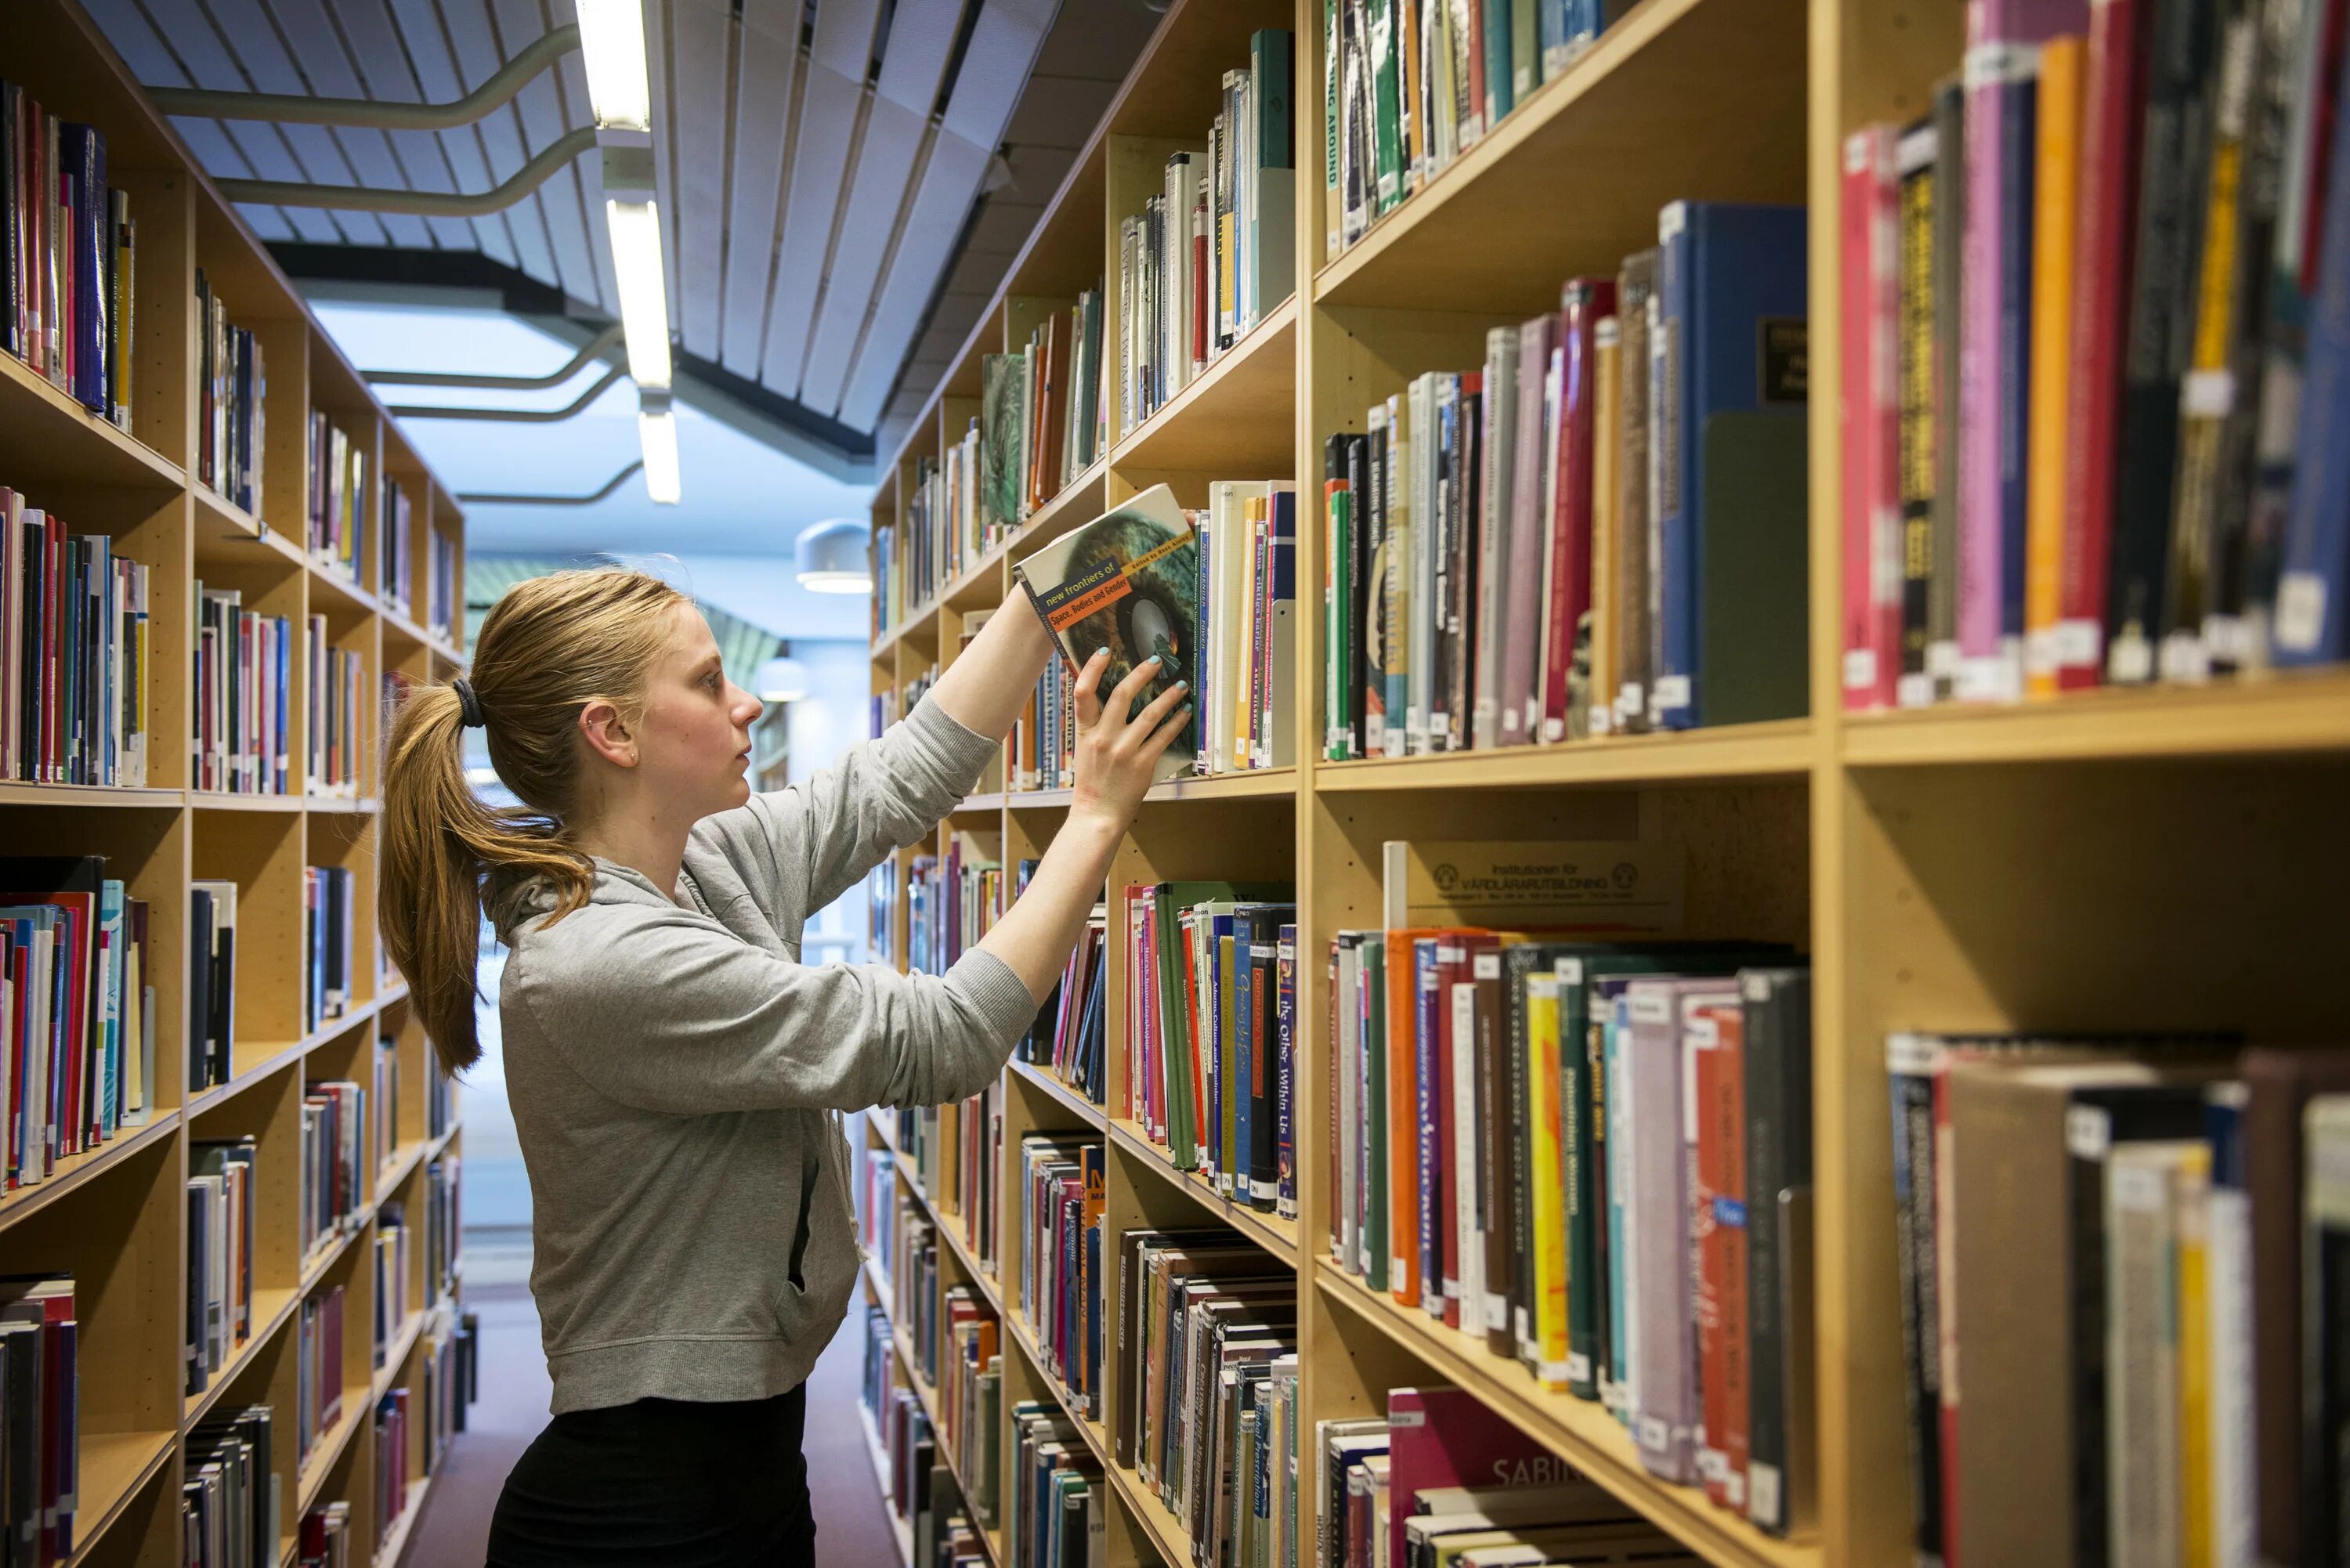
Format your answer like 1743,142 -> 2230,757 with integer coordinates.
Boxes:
306,414 -> 367,587
371,1386 -> 410,1547
1318,1387 -> 1693,1568
379,479 -> 414,620
2,854 -> 157,1187
423,1044 -> 454,1141
1116,881 -> 1299,1213
371,1204 -> 410,1369
888,1198 -> 944,1386
1014,1134 -> 1105,1419
2,86 -> 132,425
861,1309 -> 991,1568
195,582 -> 291,796
1325,0 -> 1624,257
424,527 -> 457,642
1183,484 -> 1298,775
1,1274 -> 77,1568
294,1284 -> 345,1465
891,1083 -> 1003,1277
373,1034 -> 399,1175
194,269 -> 264,516
295,1500 -> 350,1568
1839,0 -> 2350,706
187,878 -> 237,1091
857,1141 -> 899,1277
302,865 -> 356,1035
1015,898 -> 1108,1108
1891,1039 -> 2350,1568
185,1404 -> 278,1568
1117,29 -> 1296,438
1004,291 -> 1109,519
300,1081 -> 365,1261
1322,206 -> 1806,756
3,492 -> 154,786
1345,942 -> 1811,1534
935,1285 -> 1002,1534
306,624 -> 364,800
1125,1224 -> 1300,1566
418,1304 -> 477,1481
186,1136 -> 257,1397
1007,1403 -> 1104,1568
423,1154 -> 459,1303
907,837 -> 1007,983
1008,615 -> 1076,791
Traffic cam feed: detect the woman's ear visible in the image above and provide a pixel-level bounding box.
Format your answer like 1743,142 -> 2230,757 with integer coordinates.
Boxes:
578,698 -> 638,768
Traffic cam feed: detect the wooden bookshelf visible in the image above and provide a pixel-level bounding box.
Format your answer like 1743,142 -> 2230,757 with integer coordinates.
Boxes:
0,1 -> 472,1563
855,1 -> 2350,1566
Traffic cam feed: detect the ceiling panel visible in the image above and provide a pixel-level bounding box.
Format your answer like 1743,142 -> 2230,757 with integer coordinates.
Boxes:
85,0 -> 1161,452
716,0 -> 801,379
662,0 -> 731,358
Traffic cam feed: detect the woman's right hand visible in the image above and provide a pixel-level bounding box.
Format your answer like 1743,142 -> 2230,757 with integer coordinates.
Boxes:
1067,648 -> 1190,833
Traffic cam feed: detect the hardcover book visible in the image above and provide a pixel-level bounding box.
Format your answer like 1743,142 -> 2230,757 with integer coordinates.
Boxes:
1013,485 -> 1199,783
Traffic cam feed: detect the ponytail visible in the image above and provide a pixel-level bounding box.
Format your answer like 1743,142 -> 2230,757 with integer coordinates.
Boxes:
378,568 -> 688,1075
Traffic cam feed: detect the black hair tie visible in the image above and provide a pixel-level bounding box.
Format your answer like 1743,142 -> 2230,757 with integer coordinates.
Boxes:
452,677 -> 486,729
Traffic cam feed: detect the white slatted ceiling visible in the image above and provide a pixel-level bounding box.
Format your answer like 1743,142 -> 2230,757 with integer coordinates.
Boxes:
716,0 -> 801,381
384,0 -> 522,268
757,0 -> 880,397
89,0 -> 1085,437
794,0 -> 964,415
662,0 -> 731,359
836,0 -> 1056,430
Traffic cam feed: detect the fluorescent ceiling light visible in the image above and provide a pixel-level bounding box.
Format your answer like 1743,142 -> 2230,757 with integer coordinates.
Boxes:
576,0 -> 652,131
638,406 -> 681,504
796,517 -> 872,594
606,198 -> 671,390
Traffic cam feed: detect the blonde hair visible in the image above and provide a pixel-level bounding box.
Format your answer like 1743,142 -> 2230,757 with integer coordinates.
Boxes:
380,568 -> 689,1072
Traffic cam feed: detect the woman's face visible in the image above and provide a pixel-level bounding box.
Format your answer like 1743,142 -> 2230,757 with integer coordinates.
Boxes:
634,602 -> 764,819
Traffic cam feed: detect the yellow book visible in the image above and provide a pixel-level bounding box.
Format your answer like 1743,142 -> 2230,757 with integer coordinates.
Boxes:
2178,1141 -> 2214,1568
1588,319 -> 1622,735
2024,34 -> 2084,699
1525,972 -> 1571,1389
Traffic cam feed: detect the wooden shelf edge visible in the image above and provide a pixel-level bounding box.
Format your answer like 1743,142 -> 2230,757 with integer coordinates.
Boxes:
0,352 -> 186,489
1840,668 -> 2350,765
370,1310 -> 427,1407
0,1110 -> 179,1234
860,1403 -> 920,1568
1104,1119 -> 1300,1266
375,1140 -> 430,1209
294,1378 -> 373,1516
890,1158 -> 1005,1317
377,1472 -> 434,1568
1006,1058 -> 1108,1129
183,1284 -> 302,1429
1314,1261 -> 1819,1568
57,1429 -> 178,1568
0,781 -> 184,809
1106,295 -> 1299,469
1313,719 -> 1817,791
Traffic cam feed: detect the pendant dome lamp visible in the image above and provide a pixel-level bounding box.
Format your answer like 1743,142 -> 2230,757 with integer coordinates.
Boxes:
795,518 -> 871,594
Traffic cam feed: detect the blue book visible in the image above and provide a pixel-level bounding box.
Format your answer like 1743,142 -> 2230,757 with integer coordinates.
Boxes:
2276,32 -> 2350,664
98,880 -> 122,1131
1539,0 -> 1573,77
1652,201 -> 1810,728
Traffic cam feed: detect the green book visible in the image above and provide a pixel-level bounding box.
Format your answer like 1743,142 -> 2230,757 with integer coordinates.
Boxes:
1369,0 -> 1404,213
1511,0 -> 1539,99
981,353 -> 1024,532
1483,0 -> 1513,125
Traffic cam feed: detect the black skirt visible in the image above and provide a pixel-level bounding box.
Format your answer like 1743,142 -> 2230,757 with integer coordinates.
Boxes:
485,1385 -> 813,1567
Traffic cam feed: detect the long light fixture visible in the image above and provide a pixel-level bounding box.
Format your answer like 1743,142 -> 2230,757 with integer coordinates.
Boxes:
578,0 -> 678,504
604,193 -> 671,391
574,0 -> 652,130
638,391 -> 682,504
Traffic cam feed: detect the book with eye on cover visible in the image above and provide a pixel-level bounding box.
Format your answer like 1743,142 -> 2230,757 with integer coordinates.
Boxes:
1012,484 -> 1199,782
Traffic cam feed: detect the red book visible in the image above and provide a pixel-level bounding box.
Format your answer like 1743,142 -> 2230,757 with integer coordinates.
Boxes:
1192,193 -> 1210,372
1842,125 -> 1902,712
2057,0 -> 2149,689
1690,995 -> 1752,1513
1542,279 -> 1616,740
1384,1386 -> 1573,1568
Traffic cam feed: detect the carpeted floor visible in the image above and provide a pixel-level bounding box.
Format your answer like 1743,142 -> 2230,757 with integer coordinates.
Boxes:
404,1285 -> 898,1566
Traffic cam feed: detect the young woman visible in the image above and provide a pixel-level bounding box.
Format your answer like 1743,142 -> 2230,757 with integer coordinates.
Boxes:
378,566 -> 1188,1567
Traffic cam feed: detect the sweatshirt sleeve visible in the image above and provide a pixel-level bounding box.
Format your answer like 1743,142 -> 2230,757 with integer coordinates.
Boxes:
508,904 -> 1039,1115
741,698 -> 999,917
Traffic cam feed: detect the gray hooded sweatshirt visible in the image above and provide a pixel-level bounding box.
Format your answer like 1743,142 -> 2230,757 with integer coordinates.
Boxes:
489,698 -> 1037,1414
